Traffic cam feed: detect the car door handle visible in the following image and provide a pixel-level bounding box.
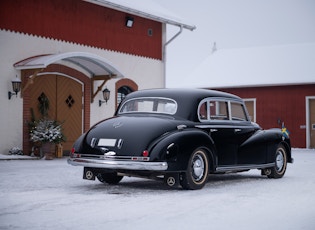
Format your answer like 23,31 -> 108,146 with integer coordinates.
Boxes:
210,129 -> 218,132
234,129 -> 242,132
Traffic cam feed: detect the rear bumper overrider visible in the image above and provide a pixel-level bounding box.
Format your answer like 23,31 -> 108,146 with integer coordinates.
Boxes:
67,157 -> 168,171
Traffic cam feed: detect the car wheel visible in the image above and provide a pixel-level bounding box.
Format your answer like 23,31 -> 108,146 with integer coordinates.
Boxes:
97,172 -> 124,184
265,144 -> 288,178
180,148 -> 209,190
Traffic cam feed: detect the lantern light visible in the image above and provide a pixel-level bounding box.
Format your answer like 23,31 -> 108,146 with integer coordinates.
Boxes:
99,87 -> 110,107
8,76 -> 22,100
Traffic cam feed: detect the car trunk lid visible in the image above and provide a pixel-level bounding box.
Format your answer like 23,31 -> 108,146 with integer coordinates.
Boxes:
82,115 -> 179,157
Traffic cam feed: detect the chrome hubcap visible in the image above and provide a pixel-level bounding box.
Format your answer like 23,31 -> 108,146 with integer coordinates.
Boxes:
192,155 -> 205,181
276,151 -> 284,171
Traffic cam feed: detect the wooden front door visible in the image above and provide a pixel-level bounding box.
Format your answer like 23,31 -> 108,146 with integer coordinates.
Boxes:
29,75 -> 83,152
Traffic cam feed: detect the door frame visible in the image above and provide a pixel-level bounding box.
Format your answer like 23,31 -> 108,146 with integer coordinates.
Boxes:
306,96 -> 315,148
22,64 -> 91,155
243,98 -> 256,122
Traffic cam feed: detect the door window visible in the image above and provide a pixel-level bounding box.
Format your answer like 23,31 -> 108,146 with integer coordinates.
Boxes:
210,101 -> 229,120
230,102 -> 248,121
198,100 -> 229,121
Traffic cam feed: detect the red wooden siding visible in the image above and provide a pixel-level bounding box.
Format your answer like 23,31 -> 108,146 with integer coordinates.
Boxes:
214,84 -> 315,148
0,0 -> 162,59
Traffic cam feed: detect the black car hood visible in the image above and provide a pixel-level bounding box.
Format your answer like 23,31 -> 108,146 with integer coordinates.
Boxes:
83,115 -> 183,156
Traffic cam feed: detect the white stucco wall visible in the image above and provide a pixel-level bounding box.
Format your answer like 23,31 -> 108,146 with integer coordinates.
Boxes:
0,30 -> 164,154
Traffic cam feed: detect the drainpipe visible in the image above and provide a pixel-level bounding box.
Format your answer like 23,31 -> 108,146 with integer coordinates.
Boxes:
163,25 -> 183,87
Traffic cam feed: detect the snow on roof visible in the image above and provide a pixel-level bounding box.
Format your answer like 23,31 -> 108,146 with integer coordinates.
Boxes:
84,0 -> 196,31
184,42 -> 315,88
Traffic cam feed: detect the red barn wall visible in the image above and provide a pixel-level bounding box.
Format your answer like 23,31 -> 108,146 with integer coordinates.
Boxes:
214,84 -> 315,148
0,0 -> 162,59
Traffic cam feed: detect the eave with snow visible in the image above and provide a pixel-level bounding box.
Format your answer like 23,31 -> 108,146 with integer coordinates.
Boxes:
187,42 -> 315,89
84,0 -> 196,31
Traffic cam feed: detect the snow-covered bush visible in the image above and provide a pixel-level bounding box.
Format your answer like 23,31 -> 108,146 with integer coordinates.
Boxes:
29,119 -> 65,144
9,147 -> 23,155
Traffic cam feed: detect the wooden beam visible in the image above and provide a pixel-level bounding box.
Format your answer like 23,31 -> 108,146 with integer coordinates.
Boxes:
91,75 -> 114,103
21,68 -> 43,97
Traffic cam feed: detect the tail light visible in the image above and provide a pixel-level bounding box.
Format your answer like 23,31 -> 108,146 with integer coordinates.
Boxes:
142,150 -> 149,157
70,147 -> 81,158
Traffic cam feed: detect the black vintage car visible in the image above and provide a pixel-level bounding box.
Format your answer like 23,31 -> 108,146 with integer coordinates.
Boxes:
68,88 -> 293,190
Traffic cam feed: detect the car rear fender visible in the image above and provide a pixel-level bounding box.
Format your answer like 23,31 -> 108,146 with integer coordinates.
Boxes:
149,128 -> 216,171
71,133 -> 85,153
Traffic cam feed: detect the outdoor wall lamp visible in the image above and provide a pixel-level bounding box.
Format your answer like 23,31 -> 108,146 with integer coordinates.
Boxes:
125,16 -> 134,28
99,87 -> 110,107
8,76 -> 22,100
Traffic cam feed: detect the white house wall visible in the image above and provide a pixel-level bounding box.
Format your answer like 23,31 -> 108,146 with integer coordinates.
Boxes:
0,30 -> 164,154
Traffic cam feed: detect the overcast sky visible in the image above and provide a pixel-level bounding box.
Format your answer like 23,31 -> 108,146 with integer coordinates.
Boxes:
154,0 -> 315,87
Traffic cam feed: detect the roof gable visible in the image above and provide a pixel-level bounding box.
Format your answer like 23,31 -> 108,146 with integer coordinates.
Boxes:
186,43 -> 315,88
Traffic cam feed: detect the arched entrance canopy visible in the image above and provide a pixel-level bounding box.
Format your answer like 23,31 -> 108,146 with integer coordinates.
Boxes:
14,52 -> 124,102
14,51 -> 125,78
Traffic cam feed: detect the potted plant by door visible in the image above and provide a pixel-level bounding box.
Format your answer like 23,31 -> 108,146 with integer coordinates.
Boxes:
29,119 -> 65,159
29,92 -> 65,159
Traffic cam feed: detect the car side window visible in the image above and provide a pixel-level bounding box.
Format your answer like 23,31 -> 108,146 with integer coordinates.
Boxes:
198,100 -> 229,121
231,102 -> 248,121
209,100 -> 229,120
199,102 -> 208,120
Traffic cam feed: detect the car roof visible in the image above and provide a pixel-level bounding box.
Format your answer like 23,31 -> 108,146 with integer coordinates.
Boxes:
124,88 -> 240,101
120,88 -> 242,121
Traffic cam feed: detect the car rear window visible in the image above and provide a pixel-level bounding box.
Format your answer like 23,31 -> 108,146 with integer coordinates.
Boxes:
118,97 -> 177,115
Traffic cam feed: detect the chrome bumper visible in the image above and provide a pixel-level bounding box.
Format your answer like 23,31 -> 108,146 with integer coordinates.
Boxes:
67,157 -> 168,171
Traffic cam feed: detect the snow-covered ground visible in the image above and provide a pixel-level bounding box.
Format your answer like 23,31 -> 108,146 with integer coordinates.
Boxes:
0,149 -> 314,230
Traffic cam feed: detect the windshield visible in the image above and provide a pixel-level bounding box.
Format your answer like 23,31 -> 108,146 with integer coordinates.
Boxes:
118,97 -> 177,115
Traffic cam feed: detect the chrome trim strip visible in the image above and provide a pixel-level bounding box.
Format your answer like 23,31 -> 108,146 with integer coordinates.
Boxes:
76,154 -> 150,161
196,124 -> 253,129
102,155 -> 150,161
67,157 -> 168,171
216,163 -> 275,172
